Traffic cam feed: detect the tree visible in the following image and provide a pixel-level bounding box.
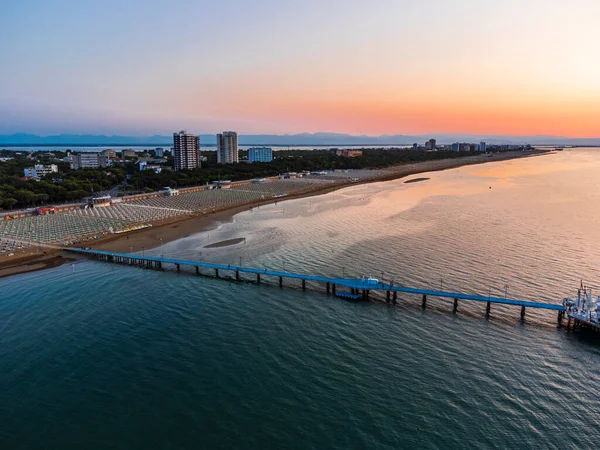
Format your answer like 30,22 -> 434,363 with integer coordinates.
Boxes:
3,198 -> 17,209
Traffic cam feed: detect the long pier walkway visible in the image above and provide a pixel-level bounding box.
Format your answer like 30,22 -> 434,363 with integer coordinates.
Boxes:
66,248 -> 567,323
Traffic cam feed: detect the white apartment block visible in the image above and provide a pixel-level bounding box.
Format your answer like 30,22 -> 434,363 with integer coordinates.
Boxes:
216,131 -> 239,163
69,153 -> 110,170
23,164 -> 59,180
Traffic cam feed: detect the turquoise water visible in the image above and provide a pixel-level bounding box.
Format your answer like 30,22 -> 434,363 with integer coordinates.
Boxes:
2,150 -> 600,449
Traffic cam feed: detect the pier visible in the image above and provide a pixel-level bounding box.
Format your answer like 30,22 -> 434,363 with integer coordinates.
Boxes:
66,248 -> 567,322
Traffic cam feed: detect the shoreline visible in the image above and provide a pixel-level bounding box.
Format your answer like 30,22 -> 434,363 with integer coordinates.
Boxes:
0,150 -> 550,279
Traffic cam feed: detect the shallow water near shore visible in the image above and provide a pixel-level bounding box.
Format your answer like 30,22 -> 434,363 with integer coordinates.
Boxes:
2,149 -> 600,449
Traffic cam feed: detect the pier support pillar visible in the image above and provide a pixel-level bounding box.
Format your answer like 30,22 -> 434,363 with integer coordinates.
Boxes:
486,301 -> 491,318
453,298 -> 458,314
393,291 -> 397,304
236,271 -> 240,281
302,280 -> 306,291
257,274 -> 261,284
326,282 -> 330,294
567,317 -> 571,330
195,266 -> 199,275
557,311 -> 564,326
332,284 -> 336,295
362,290 -> 367,301
176,263 -> 180,272
520,306 -> 526,320
422,294 -> 427,309
366,290 -> 370,300
279,276 -> 283,287
215,268 -> 219,278
158,261 -> 162,270
386,291 -> 390,303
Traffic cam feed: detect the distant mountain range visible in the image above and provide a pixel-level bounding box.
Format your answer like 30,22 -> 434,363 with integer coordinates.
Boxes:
1,132 -> 600,146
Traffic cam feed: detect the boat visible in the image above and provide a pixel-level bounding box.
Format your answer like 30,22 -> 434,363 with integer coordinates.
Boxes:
563,282 -> 600,329
360,275 -> 379,286
335,292 -> 362,301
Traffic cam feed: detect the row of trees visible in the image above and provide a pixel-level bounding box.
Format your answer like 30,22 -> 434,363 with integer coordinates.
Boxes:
0,154 -> 125,210
128,148 -> 479,191
1,148 -> 478,210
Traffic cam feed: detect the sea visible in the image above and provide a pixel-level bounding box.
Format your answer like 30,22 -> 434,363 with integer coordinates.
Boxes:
1,149 -> 599,449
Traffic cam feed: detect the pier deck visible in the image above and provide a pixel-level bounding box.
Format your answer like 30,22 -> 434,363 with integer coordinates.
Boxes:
66,248 -> 567,320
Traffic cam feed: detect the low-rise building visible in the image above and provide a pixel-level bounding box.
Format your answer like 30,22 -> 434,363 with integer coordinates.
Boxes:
102,149 -> 117,159
70,153 -> 109,170
139,160 -> 165,173
248,147 -> 273,162
23,164 -> 59,180
122,149 -> 137,158
336,149 -> 363,157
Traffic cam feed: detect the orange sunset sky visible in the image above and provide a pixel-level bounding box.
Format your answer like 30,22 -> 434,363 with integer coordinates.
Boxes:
1,0 -> 599,136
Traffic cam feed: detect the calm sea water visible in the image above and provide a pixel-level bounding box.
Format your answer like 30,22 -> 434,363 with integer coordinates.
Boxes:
1,149 -> 599,449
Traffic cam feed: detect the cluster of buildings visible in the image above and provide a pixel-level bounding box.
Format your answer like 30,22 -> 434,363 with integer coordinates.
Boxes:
173,130 -> 274,171
67,148 -> 170,171
450,142 -> 487,152
411,139 -> 488,152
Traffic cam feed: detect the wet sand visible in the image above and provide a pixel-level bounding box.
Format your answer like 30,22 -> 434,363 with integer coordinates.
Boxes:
204,238 -> 246,249
0,254 -> 75,279
0,150 -> 549,278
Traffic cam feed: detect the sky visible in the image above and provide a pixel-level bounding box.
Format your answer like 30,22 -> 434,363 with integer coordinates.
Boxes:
1,0 -> 599,137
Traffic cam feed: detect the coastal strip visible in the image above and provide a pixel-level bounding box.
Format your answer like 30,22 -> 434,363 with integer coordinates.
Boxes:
0,150 -> 550,279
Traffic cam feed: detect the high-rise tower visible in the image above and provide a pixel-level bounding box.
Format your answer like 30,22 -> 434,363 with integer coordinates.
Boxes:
216,131 -> 239,164
173,131 -> 201,171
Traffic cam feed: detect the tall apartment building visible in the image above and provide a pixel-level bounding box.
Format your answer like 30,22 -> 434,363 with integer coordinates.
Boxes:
426,139 -> 437,151
216,131 -> 239,164
70,153 -> 110,170
480,142 -> 487,152
173,131 -> 201,171
248,147 -> 273,162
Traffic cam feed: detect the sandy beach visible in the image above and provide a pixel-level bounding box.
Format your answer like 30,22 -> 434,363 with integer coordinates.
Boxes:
0,150 -> 549,279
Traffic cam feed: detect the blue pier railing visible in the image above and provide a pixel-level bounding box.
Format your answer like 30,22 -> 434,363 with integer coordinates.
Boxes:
66,248 -> 566,314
